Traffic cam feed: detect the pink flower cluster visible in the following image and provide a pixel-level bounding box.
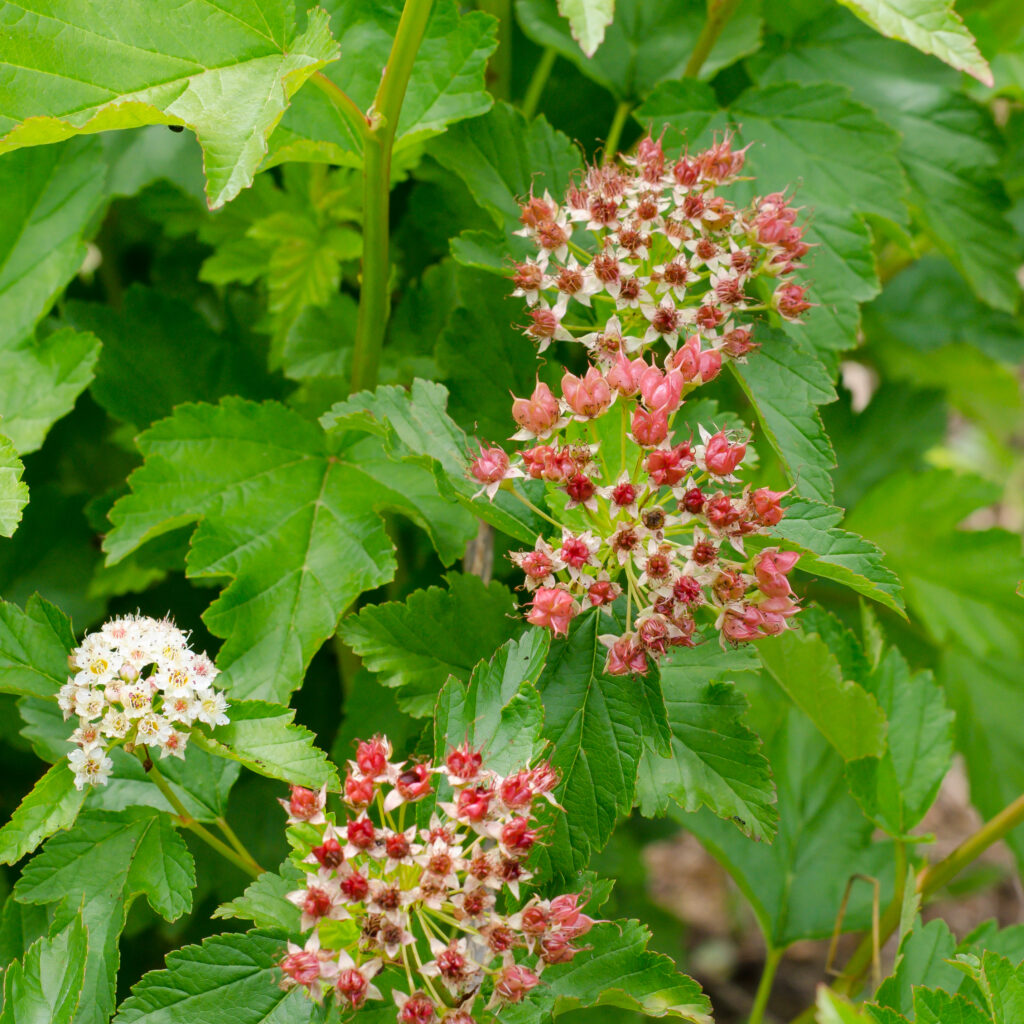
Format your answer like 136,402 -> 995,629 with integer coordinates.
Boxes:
469,134 -> 808,676
278,736 -> 596,1022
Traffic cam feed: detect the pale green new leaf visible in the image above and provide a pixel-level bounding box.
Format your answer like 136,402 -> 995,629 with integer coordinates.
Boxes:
558,0 -> 616,56
731,331 -> 836,504
267,0 -> 496,167
833,0 -> 992,83
434,632 -> 549,775
113,930 -> 309,1024
768,498 -> 905,615
501,920 -> 712,1023
0,2 -> 340,208
0,434 -> 27,538
0,761 -> 85,865
757,629 -> 887,761
0,914 -> 87,1024
340,573 -> 518,718
104,396 -> 477,703
14,809 -> 196,1024
213,861 -> 302,932
192,699 -> 338,790
0,595 -> 75,700
536,610 -> 669,876
636,644 -> 777,842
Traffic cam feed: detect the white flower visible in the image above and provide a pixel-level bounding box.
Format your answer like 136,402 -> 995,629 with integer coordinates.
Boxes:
196,692 -> 230,728
101,708 -> 130,739
74,688 -> 106,721
68,747 -> 114,790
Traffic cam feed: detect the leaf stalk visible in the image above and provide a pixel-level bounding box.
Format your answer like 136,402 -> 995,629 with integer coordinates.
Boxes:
683,0 -> 744,79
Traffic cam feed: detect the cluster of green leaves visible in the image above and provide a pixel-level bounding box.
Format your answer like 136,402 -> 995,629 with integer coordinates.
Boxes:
0,0 -> 1022,1022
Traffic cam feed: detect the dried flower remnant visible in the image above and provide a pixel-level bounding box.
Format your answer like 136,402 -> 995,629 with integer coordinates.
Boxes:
469,133 -> 809,676
277,735 -> 598,1020
58,614 -> 229,789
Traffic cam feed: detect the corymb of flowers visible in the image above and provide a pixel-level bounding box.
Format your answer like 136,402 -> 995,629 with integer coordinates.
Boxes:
470,132 -> 808,676
278,736 -> 596,1021
58,614 -> 229,789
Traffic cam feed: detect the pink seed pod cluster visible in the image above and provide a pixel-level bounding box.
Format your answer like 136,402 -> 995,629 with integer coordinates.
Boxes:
278,736 -> 597,1021
469,133 -> 808,676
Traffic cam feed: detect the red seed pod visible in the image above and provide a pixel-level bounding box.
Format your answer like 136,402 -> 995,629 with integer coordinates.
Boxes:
311,837 -> 344,869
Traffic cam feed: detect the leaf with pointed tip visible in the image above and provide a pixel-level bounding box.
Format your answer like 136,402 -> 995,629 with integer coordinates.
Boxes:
0,435 -> 27,538
833,0 -> 991,83
112,930 -> 309,1024
913,989 -> 988,1024
636,644 -> 777,842
213,861 -> 302,932
876,918 -> 963,1017
536,609 -> 669,877
340,573 -> 518,718
501,919 -> 711,1023
557,0 -> 616,56
192,699 -> 338,790
0,913 -> 87,1024
766,498 -> 905,615
757,629 -> 886,761
14,809 -> 196,1024
434,632 -> 549,775
0,595 -> 74,701
731,331 -> 836,504
104,395 -> 476,703
0,761 -> 85,865
0,2 -> 340,208
267,0 -> 496,167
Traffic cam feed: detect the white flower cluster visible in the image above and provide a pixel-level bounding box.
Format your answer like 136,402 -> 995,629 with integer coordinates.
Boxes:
58,614 -> 229,790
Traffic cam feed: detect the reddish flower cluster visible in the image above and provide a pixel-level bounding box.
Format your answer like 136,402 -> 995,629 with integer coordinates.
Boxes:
278,736 -> 596,1021
470,134 -> 808,676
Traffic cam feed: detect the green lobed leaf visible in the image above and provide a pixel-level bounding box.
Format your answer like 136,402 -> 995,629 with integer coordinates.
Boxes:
845,647 -> 954,836
0,913 -> 87,1024
954,951 -> 1024,1023
557,0 -> 616,56
535,609 -> 669,877
636,644 -> 778,842
192,698 -> 339,790
768,498 -> 905,615
433,631 -> 549,775
267,0 -> 496,167
913,989 -> 989,1024
832,0 -> 992,83
731,331 -> 837,504
516,0 -> 763,99
818,989 -> 903,1023
876,918 -> 964,1017
0,595 -> 74,701
0,434 -> 27,538
340,573 -> 518,718
684,700 -> 893,947
500,919 -> 712,1023
0,2 -> 340,208
0,761 -> 85,866
14,809 -> 196,1024
636,78 -> 907,353
213,861 -> 302,933
104,395 -> 477,703
755,13 -> 1018,312
112,929 -> 309,1024
757,628 -> 887,761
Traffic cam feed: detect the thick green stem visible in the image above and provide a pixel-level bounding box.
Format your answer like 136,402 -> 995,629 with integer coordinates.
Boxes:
347,0 -> 434,394
790,791 -> 1024,1021
141,749 -> 264,878
522,47 -> 557,119
478,0 -> 512,100
604,100 -> 633,162
683,0 -> 744,79
749,946 -> 783,1024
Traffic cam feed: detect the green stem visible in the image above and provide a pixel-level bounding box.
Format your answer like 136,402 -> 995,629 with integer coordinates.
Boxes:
478,0 -> 512,100
749,946 -> 783,1024
310,72 -> 370,144
604,100 -> 633,163
522,46 -> 557,119
506,486 -> 564,529
347,0 -> 435,394
683,0 -> 744,79
216,816 -> 253,862
141,750 -> 264,878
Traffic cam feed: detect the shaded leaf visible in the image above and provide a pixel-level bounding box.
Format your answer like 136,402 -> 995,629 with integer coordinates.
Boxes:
0,761 -> 85,865
213,861 -> 303,933
0,913 -> 87,1024
0,435 -> 27,538
0,2 -> 340,207
636,644 -> 777,842
105,396 -> 477,703
0,596 -> 74,700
